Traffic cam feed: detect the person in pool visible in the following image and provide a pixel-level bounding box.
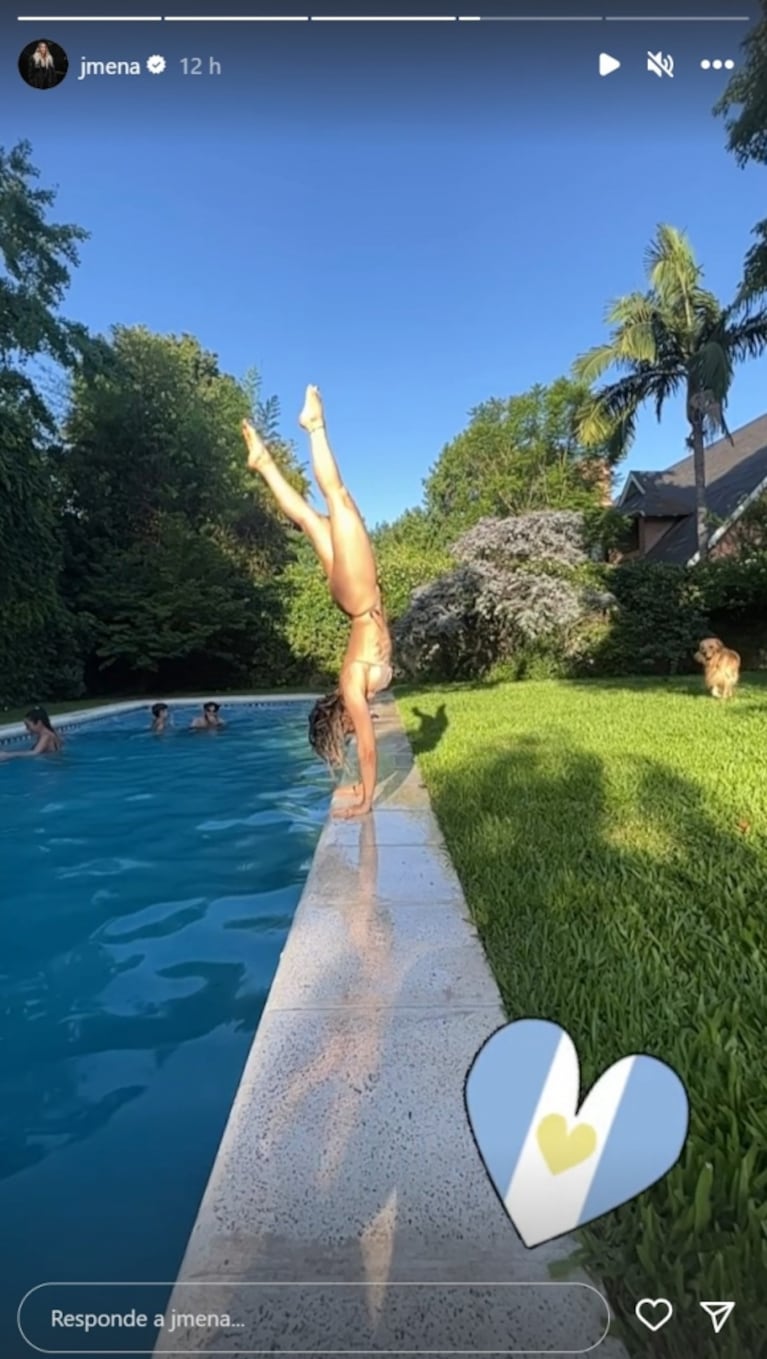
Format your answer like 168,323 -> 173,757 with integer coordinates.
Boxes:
0,706 -> 63,762
190,701 -> 225,730
150,702 -> 170,732
242,385 -> 393,821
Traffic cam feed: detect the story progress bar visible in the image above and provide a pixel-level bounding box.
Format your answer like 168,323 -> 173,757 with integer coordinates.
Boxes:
17,11 -> 752,18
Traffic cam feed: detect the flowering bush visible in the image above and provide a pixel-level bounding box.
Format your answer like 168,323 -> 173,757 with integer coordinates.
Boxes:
392,567 -> 493,681
475,564 -> 586,643
393,512 -> 616,681
453,510 -> 592,569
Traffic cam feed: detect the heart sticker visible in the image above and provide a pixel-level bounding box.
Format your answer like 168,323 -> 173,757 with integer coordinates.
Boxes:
464,1019 -> 689,1248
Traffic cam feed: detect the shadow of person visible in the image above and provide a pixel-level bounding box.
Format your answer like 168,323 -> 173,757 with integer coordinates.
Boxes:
409,702 -> 449,756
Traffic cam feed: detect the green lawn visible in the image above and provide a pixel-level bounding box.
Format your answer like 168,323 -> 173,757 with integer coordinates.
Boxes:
398,675 -> 767,1359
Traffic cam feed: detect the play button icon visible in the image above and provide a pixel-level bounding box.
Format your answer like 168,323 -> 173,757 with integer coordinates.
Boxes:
599,52 -> 621,76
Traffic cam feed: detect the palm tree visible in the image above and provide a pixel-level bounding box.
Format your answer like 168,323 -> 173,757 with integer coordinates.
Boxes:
573,225 -> 767,560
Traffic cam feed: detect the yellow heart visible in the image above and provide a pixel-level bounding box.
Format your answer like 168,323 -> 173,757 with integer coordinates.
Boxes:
536,1113 -> 597,1175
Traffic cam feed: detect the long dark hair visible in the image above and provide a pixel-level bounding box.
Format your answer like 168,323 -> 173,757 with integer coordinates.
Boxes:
308,691 -> 349,769
151,702 -> 168,718
26,706 -> 54,731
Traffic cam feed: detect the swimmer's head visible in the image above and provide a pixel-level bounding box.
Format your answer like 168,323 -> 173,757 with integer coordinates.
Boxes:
151,703 -> 168,719
203,702 -> 220,715
25,706 -> 53,733
308,691 -> 351,769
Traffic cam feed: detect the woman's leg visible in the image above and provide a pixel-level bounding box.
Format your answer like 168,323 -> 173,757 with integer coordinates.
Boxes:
298,387 -> 377,612
242,420 -> 333,578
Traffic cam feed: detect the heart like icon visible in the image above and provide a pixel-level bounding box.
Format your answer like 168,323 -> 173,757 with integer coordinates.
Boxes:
635,1298 -> 673,1332
464,1019 -> 689,1248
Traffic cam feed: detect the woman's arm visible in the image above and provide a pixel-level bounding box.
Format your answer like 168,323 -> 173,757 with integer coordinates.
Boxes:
336,685 -> 377,819
0,736 -> 50,761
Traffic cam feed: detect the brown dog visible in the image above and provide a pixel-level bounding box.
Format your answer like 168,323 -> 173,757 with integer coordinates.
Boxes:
694,637 -> 741,699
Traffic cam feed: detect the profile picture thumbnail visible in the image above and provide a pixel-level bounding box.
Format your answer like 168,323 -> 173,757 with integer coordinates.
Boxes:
18,39 -> 69,90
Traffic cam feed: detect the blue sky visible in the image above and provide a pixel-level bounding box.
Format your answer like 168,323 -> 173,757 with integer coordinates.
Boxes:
3,10 -> 765,526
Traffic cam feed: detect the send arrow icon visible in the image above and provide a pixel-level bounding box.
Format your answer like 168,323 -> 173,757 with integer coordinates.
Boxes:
700,1302 -> 735,1334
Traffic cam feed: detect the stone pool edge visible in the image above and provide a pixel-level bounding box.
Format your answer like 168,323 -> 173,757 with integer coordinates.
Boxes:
153,692 -> 630,1358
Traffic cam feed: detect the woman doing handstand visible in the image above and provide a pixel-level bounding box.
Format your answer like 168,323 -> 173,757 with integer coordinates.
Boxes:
242,385 -> 392,820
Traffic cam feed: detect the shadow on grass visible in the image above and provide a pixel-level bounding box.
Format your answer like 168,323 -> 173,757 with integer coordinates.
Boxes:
409,702 -> 449,756
420,736 -> 766,1359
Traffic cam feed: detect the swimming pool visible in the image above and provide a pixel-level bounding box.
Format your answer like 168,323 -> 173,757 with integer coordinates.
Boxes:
0,703 -> 328,1357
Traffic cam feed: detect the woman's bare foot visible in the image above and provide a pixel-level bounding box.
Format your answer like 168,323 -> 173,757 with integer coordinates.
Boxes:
299,385 -> 325,433
242,419 -> 271,472
333,800 -> 372,821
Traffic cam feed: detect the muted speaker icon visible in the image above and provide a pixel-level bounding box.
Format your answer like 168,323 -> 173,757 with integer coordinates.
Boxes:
648,50 -> 674,78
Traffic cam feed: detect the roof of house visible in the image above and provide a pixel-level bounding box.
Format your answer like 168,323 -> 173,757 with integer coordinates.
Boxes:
617,413 -> 767,564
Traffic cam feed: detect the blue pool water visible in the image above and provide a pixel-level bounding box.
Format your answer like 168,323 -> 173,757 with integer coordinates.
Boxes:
0,703 -> 328,1357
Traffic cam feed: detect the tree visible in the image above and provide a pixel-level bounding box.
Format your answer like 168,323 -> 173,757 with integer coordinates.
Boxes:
574,225 -> 767,562
62,331 -> 308,569
0,140 -> 96,705
59,330 -> 311,690
423,378 -> 613,540
62,329 -> 304,547
234,367 -> 311,574
60,330 -> 309,691
76,514 -> 293,692
716,2 -> 767,297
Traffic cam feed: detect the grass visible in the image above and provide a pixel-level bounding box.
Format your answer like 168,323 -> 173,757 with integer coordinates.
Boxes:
398,674 -> 767,1359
